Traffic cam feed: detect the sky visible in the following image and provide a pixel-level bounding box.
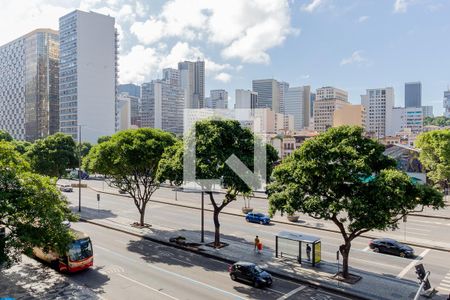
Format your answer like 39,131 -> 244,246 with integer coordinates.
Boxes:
1,0 -> 449,115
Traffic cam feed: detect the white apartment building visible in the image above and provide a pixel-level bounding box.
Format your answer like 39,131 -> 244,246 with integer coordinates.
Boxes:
206,89 -> 228,109
422,105 -> 434,118
361,87 -> 395,138
235,89 -> 258,109
0,29 -> 59,141
314,87 -> 349,132
59,10 -> 117,143
284,86 -> 311,131
388,107 -> 423,137
278,81 -> 290,114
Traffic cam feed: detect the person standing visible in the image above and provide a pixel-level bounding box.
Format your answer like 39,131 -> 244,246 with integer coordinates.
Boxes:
306,244 -> 311,261
254,236 -> 260,251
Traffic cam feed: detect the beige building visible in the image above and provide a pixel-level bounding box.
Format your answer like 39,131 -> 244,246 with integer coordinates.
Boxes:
314,87 -> 349,132
333,104 -> 366,128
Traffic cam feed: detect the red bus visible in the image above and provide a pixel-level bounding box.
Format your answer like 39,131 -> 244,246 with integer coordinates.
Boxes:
33,229 -> 93,272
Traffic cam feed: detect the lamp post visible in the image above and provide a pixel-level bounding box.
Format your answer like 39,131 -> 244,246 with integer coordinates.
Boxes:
201,191 -> 204,243
78,125 -> 82,212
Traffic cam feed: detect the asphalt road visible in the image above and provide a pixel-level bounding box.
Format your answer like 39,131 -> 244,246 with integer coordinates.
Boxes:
69,222 -> 352,300
64,184 -> 450,297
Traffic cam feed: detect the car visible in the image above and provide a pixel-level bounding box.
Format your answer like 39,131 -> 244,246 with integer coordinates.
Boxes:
229,262 -> 272,288
245,212 -> 270,225
59,184 -> 73,192
369,238 -> 414,258
118,189 -> 127,194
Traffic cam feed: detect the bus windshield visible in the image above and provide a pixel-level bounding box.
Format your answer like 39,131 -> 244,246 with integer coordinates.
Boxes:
68,238 -> 93,262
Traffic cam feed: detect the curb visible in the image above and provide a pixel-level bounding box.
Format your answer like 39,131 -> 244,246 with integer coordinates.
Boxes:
88,186 -> 450,253
80,218 -> 367,300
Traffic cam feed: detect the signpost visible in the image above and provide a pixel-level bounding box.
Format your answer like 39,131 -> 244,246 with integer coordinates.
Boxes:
336,250 -> 340,286
403,215 -> 407,241
97,193 -> 100,214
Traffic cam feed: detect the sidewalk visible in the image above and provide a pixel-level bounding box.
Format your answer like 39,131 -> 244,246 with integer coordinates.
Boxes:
0,255 -> 97,299
75,199 -> 431,300
86,183 -> 450,252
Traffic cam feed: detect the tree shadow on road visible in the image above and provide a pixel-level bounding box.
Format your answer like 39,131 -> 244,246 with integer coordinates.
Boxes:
68,265 -> 110,295
69,205 -> 118,220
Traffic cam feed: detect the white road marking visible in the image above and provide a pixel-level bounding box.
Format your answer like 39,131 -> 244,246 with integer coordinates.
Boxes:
439,287 -> 450,292
117,273 -> 179,300
276,286 -> 306,300
94,244 -> 247,300
442,279 -> 450,283
396,249 -> 430,279
362,246 -> 370,252
440,282 -> 450,288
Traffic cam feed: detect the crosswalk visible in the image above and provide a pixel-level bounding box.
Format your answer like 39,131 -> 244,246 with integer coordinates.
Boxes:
437,270 -> 450,293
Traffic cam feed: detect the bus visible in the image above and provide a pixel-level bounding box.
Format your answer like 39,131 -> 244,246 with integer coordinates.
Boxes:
33,229 -> 93,273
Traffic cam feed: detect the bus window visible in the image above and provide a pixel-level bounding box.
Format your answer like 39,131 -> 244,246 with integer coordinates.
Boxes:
68,238 -> 93,262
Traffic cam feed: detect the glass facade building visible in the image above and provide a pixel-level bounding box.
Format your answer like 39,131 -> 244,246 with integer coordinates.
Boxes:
405,82 -> 422,108
0,29 -> 59,141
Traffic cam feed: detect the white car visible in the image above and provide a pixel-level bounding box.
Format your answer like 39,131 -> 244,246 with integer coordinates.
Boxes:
59,184 -> 73,192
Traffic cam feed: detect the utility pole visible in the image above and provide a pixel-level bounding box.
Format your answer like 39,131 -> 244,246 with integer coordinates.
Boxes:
78,125 -> 82,212
201,191 -> 204,243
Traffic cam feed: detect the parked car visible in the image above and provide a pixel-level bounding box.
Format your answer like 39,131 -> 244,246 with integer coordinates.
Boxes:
229,262 -> 272,288
245,212 -> 270,225
59,184 -> 73,192
369,238 -> 414,258
118,189 -> 127,194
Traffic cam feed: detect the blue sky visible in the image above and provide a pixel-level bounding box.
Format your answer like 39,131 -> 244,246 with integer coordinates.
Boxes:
1,0 -> 449,114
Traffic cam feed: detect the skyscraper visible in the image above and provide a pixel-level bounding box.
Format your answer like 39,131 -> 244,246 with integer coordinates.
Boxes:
421,105 -> 434,118
284,86 -> 311,131
252,79 -> 281,112
314,87 -> 349,132
141,80 -> 184,135
0,29 -> 59,141
444,90 -> 450,118
361,87 -> 395,138
178,60 -> 205,108
405,82 -> 422,108
163,68 -> 180,87
235,89 -> 258,109
278,81 -> 290,114
206,89 -> 228,109
59,10 -> 118,143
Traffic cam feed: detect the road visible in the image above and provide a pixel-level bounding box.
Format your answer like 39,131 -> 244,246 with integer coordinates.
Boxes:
64,184 -> 450,297
69,222 -> 352,300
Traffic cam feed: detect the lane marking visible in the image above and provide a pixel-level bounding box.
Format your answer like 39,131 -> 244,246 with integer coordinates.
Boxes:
439,287 -> 450,292
276,286 -> 306,300
396,249 -> 430,279
362,246 -> 370,252
117,273 -> 179,300
94,244 -> 247,300
440,282 -> 450,288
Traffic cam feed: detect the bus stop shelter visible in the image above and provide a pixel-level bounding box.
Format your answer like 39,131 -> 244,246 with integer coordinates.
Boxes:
275,231 -> 321,267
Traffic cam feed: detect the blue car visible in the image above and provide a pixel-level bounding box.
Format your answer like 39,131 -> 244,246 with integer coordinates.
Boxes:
245,212 -> 270,225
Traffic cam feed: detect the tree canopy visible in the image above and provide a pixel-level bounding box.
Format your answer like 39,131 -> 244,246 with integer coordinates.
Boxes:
424,116 -> 450,127
84,128 -> 176,226
416,129 -> 450,189
0,130 -> 13,142
0,141 -> 76,266
268,126 -> 443,278
158,119 -> 278,247
26,133 -> 78,178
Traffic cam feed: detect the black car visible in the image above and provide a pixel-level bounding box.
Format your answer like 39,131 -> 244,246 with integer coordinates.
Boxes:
229,262 -> 272,288
369,238 -> 414,258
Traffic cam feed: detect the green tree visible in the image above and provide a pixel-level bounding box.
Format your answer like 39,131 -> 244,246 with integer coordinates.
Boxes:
11,140 -> 32,154
84,128 -> 176,226
0,130 -> 13,142
158,119 -> 278,247
80,142 -> 92,158
26,133 -> 78,178
416,129 -> 450,189
97,135 -> 111,144
423,116 -> 450,127
268,126 -> 443,278
0,141 -> 77,265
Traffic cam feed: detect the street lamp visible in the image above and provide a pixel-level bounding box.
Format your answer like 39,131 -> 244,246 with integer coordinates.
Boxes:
78,125 -> 82,212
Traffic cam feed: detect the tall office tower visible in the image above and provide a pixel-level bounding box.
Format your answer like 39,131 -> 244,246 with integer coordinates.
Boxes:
313,87 -> 349,132
178,60 -> 205,108
0,29 -> 59,141
59,10 -> 117,143
284,86 -> 311,131
206,89 -> 228,109
163,68 -> 180,87
117,92 -> 140,128
361,87 -> 395,138
235,89 -> 258,109
333,104 -> 366,128
310,92 -> 316,118
118,83 -> 141,98
278,81 -> 290,114
405,82 -> 422,108
252,79 -> 281,112
444,90 -> 450,118
141,80 -> 184,135
421,105 -> 434,118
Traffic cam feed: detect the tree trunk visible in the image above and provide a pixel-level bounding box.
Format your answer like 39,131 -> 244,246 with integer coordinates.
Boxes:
213,208 -> 220,248
339,241 -> 352,278
139,201 -> 147,226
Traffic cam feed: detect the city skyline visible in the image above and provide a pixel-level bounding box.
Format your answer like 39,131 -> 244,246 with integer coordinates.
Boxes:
1,0 -> 449,115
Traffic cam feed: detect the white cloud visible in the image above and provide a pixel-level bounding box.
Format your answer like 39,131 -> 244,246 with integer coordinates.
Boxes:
119,45 -> 160,83
301,0 -> 324,13
357,16 -> 369,23
394,0 -> 410,13
215,72 -> 232,83
340,50 -> 368,66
